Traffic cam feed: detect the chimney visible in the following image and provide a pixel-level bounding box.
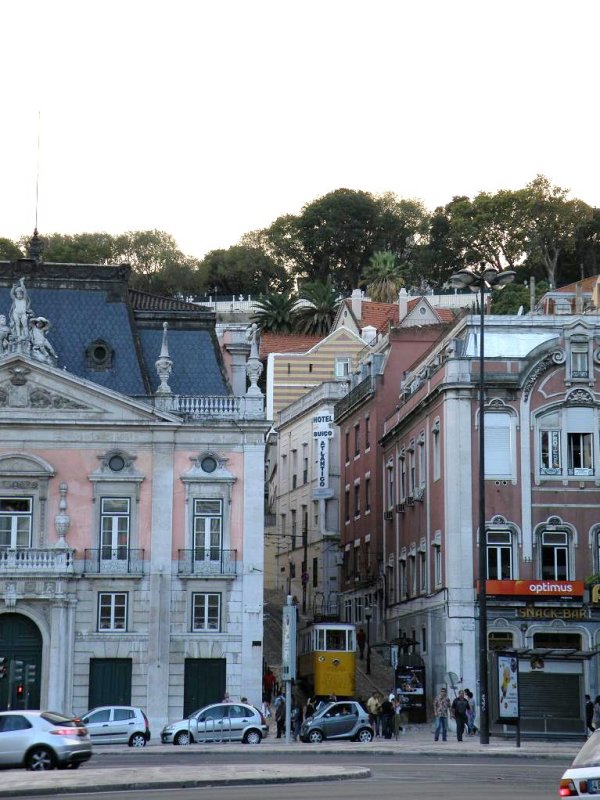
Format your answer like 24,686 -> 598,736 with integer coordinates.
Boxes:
361,325 -> 377,344
351,289 -> 362,320
593,277 -> 600,310
398,288 -> 408,320
576,282 -> 583,313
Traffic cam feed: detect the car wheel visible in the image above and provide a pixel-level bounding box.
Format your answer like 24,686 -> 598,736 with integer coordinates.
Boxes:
243,729 -> 262,744
308,729 -> 324,743
357,727 -> 374,743
26,746 -> 56,771
174,730 -> 192,746
129,733 -> 147,747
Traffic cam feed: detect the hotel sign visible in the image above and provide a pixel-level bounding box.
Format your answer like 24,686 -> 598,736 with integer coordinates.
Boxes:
312,409 -> 334,499
485,580 -> 584,602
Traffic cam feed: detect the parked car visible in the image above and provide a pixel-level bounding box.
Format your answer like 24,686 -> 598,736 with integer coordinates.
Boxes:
0,710 -> 92,770
161,702 -> 268,745
80,706 -> 150,747
560,730 -> 600,796
300,700 -> 374,743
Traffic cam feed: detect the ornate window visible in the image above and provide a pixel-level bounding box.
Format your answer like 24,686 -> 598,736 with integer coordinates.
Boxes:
100,498 -> 130,562
540,530 -> 569,580
85,339 -> 114,371
0,497 -> 32,549
193,500 -> 222,562
486,529 -> 513,579
484,412 -> 514,479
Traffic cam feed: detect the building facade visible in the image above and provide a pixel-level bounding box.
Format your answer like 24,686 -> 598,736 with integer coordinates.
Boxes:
380,310 -> 600,735
0,256 -> 268,730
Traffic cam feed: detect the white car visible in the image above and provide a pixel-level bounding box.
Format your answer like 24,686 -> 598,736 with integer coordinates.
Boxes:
81,706 -> 150,747
0,710 -> 92,770
560,731 -> 600,796
161,702 -> 268,745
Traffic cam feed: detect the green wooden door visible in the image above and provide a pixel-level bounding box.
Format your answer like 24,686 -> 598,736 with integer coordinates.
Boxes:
88,658 -> 132,709
0,613 -> 42,711
183,658 -> 226,717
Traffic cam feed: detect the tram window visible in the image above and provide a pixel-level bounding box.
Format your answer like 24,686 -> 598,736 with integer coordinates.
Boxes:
316,629 -> 325,650
326,630 -> 345,650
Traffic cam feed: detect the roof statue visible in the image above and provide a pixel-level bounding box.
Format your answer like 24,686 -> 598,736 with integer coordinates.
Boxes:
1,277 -> 58,366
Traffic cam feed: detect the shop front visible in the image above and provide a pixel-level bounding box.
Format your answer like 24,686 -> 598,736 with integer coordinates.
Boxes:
487,580 -> 598,738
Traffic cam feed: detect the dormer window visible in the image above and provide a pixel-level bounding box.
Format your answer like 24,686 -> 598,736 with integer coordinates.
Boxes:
86,339 -> 114,371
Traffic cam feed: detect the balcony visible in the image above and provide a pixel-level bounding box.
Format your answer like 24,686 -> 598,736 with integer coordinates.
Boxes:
177,548 -> 237,578
134,394 -> 264,420
83,549 -> 145,576
0,548 -> 75,575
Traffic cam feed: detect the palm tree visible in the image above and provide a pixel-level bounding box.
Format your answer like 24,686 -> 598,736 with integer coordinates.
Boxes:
364,250 -> 405,303
251,292 -> 298,333
294,278 -> 340,336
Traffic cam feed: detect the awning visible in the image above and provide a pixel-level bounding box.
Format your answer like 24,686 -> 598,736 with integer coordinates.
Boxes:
511,647 -> 600,661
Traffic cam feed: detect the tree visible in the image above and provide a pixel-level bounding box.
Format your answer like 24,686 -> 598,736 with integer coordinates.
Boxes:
198,245 -> 290,296
522,175 -> 593,289
30,232 -> 119,264
489,280 -> 548,315
294,278 -> 340,336
0,238 -> 24,260
251,293 -> 299,334
363,251 -> 405,302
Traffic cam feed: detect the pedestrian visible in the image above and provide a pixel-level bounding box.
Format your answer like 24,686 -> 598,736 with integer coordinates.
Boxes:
586,694 -> 595,735
366,690 -> 382,737
592,696 -> 600,732
274,691 -> 286,739
464,688 -> 477,735
291,700 -> 303,741
262,668 -> 276,704
451,689 -> 470,742
380,694 -> 394,739
433,686 -> 451,742
357,628 -> 367,660
222,692 -> 232,703
304,696 -> 316,720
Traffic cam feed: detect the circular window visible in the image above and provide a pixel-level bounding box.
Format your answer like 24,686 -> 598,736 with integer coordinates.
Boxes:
93,345 -> 108,362
201,456 -> 218,473
108,454 -> 126,472
419,306 -> 427,315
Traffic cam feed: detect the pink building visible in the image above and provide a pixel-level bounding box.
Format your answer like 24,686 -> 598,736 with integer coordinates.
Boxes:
0,248 -> 268,732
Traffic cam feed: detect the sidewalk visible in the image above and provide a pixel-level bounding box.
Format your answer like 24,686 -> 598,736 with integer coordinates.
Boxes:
0,724 -> 582,797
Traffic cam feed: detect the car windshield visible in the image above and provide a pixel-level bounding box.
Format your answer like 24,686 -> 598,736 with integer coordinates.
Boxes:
571,733 -> 600,768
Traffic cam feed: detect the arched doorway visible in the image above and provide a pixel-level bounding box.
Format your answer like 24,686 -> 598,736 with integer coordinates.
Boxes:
0,613 -> 42,711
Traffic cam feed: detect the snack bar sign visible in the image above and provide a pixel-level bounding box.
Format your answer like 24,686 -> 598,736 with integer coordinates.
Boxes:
313,409 -> 334,498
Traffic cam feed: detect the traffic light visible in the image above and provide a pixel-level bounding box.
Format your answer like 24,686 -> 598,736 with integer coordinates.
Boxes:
16,684 -> 23,697
10,660 -> 24,683
25,664 -> 36,685
0,658 -> 6,680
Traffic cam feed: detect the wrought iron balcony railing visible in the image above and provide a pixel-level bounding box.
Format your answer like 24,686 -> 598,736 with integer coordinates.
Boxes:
178,548 -> 237,577
0,547 -> 75,574
83,548 -> 145,575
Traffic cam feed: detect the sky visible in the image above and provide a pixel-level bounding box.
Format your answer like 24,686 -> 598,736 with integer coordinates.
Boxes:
3,0 -> 600,261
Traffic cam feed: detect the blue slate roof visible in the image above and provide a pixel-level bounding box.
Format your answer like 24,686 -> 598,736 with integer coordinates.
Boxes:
138,328 -> 227,396
0,282 -> 228,398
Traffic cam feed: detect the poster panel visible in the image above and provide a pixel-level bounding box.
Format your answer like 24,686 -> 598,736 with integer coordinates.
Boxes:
497,652 -> 519,722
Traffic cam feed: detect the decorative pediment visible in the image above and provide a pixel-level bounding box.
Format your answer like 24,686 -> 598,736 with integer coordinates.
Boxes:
0,453 -> 55,478
182,452 -> 236,486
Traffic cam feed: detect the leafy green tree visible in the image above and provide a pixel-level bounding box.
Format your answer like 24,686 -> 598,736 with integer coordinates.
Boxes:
0,238 -> 24,260
489,280 -> 548,314
363,251 -> 405,302
522,175 -> 593,289
251,292 -> 299,333
294,278 -> 340,336
198,245 -> 290,296
30,232 -> 119,264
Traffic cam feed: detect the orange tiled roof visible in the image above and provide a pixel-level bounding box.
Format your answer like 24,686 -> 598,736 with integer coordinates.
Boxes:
554,275 -> 600,294
259,333 -> 322,359
340,299 -> 399,332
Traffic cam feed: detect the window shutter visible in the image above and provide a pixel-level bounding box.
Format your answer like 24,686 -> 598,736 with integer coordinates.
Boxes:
566,407 -> 593,432
484,414 -> 512,476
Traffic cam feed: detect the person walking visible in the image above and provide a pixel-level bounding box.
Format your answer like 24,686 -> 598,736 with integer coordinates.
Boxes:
592,695 -> 600,733
274,691 -> 286,739
586,694 -> 595,736
357,628 -> 367,660
464,688 -> 477,735
451,689 -> 471,742
291,700 -> 303,741
380,694 -> 394,739
367,691 -> 382,737
433,687 -> 451,742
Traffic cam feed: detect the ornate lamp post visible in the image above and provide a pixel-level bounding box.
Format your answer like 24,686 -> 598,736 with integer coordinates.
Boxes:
450,262 -> 515,745
364,605 -> 373,676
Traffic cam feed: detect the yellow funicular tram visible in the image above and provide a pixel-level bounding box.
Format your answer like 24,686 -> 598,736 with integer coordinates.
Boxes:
297,621 -> 357,699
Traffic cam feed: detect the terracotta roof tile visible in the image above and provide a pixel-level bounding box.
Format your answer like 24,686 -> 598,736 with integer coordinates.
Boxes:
554,275 -> 600,294
259,333 -> 322,359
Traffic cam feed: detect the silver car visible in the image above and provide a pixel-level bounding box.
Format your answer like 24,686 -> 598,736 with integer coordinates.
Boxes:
81,706 -> 151,747
0,710 -> 92,770
300,700 -> 374,743
161,702 -> 269,745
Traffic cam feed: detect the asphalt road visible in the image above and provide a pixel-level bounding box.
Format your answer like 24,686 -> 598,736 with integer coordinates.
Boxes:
4,751 -> 570,800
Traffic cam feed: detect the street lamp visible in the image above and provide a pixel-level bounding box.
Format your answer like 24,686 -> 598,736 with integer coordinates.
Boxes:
364,605 -> 373,676
450,262 -> 515,746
